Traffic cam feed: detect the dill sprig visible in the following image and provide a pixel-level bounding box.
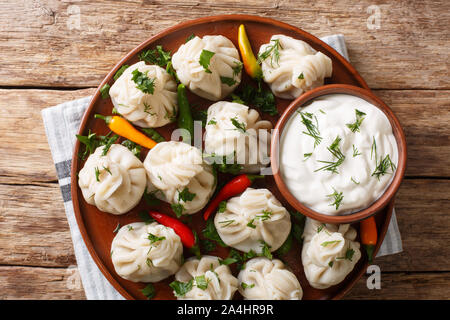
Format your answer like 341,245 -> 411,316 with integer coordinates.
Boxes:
315,136 -> 346,174
346,109 -> 366,133
297,111 -> 322,148
371,136 -> 377,164
258,39 -> 283,67
372,154 -> 396,180
327,188 -> 344,210
352,144 -> 362,157
230,117 -> 247,133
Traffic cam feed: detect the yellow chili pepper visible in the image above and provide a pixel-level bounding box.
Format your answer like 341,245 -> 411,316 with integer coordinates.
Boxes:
238,24 -> 263,80
94,114 -> 157,150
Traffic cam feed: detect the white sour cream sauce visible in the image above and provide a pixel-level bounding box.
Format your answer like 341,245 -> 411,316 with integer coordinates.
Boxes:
279,93 -> 398,215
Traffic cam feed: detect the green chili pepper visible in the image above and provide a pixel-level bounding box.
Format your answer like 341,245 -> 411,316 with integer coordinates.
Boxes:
177,84 -> 194,144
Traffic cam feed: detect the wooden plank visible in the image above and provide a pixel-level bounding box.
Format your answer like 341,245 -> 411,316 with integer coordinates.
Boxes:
0,89 -> 448,184
0,88 -> 94,184
0,179 -> 448,272
345,272 -> 450,300
0,265 -> 447,299
0,266 -> 86,299
0,1 -> 448,89
0,182 -> 76,267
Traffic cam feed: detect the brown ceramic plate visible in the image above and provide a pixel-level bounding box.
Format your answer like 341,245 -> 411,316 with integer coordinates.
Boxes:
271,84 -> 407,224
71,14 -> 393,300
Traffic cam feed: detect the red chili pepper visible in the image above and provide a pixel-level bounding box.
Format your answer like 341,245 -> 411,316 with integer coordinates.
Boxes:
149,211 -> 195,248
203,174 -> 264,221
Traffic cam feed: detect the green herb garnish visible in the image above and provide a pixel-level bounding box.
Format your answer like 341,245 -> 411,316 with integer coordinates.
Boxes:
141,127 -> 165,143
326,188 -> 344,210
372,154 -> 396,180
298,72 -> 304,80
141,284 -> 156,299
351,177 -> 360,185
194,275 -> 209,290
199,49 -> 215,73
260,241 -> 273,260
202,219 -> 226,247
337,248 -> 355,261
220,76 -> 237,87
121,139 -> 141,158
138,210 -> 156,224
258,39 -> 282,67
170,279 -> 193,298
178,187 -> 196,203
218,201 -> 227,213
315,135 -> 345,174
101,134 -> 119,156
218,219 -> 235,227
131,69 -> 155,94
304,152 -> 312,160
171,203 -> 184,218
346,109 -> 366,133
241,282 -> 255,290
232,61 -> 243,77
207,118 -> 217,125
230,117 -> 247,133
352,144 -> 362,157
256,210 -> 272,221
298,111 -> 322,148
94,167 -> 100,182
185,34 -> 195,43
113,223 -> 120,233
321,240 -> 342,247
246,219 -> 256,229
139,45 -> 172,67
147,233 -> 165,245
231,84 -> 278,116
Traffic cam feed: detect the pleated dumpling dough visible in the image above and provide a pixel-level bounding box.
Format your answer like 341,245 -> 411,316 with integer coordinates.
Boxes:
259,34 -> 332,99
302,218 -> 361,289
215,188 -> 291,253
111,222 -> 183,283
172,256 -> 238,300
172,35 -> 242,101
78,144 -> 146,215
238,257 -> 303,300
109,61 -> 177,128
143,141 -> 216,215
205,101 -> 273,173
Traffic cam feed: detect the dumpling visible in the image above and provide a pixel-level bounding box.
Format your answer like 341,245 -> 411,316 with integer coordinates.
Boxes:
302,218 -> 361,289
214,188 -> 291,253
109,61 -> 177,128
204,101 -> 273,173
172,35 -> 242,101
238,257 -> 303,300
259,34 -> 332,99
78,144 -> 146,215
172,256 -> 238,300
111,222 -> 183,283
143,141 -> 216,215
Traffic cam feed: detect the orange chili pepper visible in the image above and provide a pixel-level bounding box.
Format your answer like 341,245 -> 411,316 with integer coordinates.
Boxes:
94,114 -> 157,150
360,216 -> 378,263
238,24 -> 263,80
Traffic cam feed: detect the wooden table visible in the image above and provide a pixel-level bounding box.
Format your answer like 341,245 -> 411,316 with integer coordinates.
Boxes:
0,0 -> 449,300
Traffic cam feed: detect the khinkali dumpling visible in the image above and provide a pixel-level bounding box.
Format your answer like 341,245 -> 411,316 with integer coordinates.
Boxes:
172,35 -> 242,101
214,188 -> 291,253
143,141 -> 216,215
204,101 -> 272,173
302,218 -> 361,289
238,257 -> 303,300
172,256 -> 238,300
259,35 -> 332,99
111,222 -> 183,282
109,61 -> 177,128
78,144 -> 146,215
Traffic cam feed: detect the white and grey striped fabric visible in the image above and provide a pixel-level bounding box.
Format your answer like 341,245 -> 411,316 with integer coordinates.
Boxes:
41,34 -> 402,300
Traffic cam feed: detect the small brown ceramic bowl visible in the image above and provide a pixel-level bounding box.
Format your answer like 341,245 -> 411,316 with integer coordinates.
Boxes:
271,84 -> 407,224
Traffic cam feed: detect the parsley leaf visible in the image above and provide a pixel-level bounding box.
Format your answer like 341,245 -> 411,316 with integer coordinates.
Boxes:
147,233 -> 165,245
195,275 -> 209,290
141,284 -> 156,299
139,45 -> 172,67
171,203 -> 184,218
121,139 -> 141,158
199,49 -> 215,73
202,219 -> 227,247
170,279 -> 193,298
241,282 -> 255,290
178,187 -> 196,203
220,76 -> 237,87
131,69 -> 155,94
230,117 -> 246,133
231,84 -> 278,116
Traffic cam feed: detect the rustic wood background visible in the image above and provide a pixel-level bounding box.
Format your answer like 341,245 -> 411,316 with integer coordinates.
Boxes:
0,0 -> 449,300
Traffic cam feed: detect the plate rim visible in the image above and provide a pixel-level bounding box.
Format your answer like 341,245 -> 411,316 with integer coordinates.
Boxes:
70,14 -> 382,300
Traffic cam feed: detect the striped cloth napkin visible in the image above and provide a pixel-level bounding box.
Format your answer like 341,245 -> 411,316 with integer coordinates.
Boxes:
41,34 -> 402,300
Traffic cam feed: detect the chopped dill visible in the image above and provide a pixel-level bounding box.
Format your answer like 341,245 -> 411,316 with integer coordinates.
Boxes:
327,188 -> 344,210
352,144 -> 362,157
297,111 -> 322,148
372,154 -> 396,180
346,109 -> 366,133
315,136 -> 346,174
258,39 -> 283,67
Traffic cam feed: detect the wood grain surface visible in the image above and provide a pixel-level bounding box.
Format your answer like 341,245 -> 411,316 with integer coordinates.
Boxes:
0,0 -> 449,300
